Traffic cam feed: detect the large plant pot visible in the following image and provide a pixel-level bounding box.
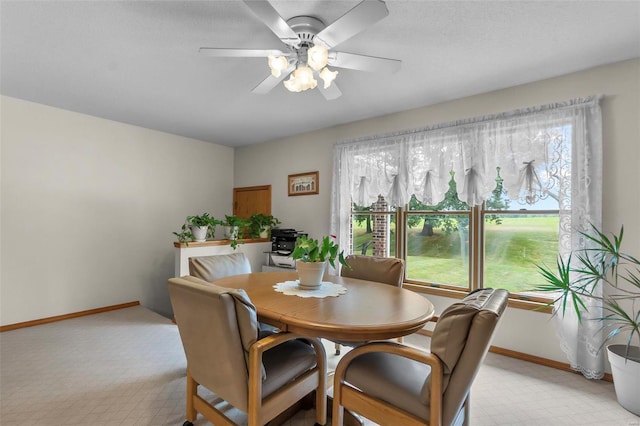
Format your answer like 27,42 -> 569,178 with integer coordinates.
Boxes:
190,225 -> 208,242
607,344 -> 640,416
296,260 -> 327,290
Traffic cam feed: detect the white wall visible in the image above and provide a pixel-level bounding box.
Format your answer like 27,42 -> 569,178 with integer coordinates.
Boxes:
232,130 -> 341,239
1,96 -> 234,325
234,59 -> 640,364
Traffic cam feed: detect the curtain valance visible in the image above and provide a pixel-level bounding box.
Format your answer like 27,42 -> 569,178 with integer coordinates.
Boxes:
334,97 -> 600,208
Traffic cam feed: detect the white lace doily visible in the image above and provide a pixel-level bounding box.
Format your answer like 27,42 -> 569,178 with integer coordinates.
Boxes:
273,281 -> 347,298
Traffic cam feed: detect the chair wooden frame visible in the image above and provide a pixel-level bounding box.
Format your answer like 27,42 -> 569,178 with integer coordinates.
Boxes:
332,341 -> 447,426
185,332 -> 327,426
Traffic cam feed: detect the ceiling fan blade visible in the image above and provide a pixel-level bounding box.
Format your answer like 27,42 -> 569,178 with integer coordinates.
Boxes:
252,65 -> 295,94
314,0 -> 389,49
328,51 -> 401,73
199,48 -> 289,58
242,0 -> 300,46
318,81 -> 342,100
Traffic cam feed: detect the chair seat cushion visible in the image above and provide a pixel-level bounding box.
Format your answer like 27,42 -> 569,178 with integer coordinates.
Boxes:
344,351 -> 431,420
262,339 -> 318,397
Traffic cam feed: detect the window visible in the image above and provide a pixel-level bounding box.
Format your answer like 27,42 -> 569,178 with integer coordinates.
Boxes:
405,179 -> 471,290
332,97 -> 601,306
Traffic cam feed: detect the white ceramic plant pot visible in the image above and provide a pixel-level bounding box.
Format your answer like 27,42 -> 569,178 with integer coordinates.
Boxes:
259,228 -> 269,239
190,225 -> 208,242
224,226 -> 239,240
296,260 -> 327,290
607,344 -> 640,416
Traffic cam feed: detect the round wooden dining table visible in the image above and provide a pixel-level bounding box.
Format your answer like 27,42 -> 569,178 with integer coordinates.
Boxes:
214,271 -> 435,342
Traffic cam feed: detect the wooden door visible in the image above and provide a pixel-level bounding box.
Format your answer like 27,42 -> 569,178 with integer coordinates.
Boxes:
233,185 -> 271,219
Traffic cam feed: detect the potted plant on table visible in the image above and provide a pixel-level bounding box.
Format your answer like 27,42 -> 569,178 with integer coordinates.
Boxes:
535,225 -> 640,415
291,235 -> 350,290
173,213 -> 221,245
222,215 -> 250,250
248,213 -> 281,239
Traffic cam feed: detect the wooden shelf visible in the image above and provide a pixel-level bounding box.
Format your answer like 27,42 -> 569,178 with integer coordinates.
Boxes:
173,238 -> 270,248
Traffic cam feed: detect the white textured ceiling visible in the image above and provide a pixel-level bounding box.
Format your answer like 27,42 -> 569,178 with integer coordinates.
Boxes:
2,1 -> 639,147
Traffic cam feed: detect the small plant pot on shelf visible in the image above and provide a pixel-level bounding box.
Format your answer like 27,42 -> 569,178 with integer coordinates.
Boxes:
607,344 -> 640,416
259,228 -> 270,239
296,260 -> 327,290
190,225 -> 208,242
248,214 -> 281,239
223,226 -> 239,240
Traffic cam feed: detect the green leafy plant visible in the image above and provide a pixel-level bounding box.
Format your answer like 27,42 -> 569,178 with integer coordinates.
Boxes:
248,213 -> 281,238
291,235 -> 350,269
535,225 -> 640,357
222,215 -> 250,249
223,215 -> 249,227
173,213 -> 221,244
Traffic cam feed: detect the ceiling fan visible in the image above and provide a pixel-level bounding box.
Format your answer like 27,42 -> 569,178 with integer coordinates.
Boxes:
199,0 -> 401,100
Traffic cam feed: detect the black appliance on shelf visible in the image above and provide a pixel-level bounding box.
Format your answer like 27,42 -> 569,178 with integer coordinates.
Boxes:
270,228 -> 306,255
268,228 -> 307,268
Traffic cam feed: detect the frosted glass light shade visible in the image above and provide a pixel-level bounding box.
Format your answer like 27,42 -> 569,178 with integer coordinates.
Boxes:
319,67 -> 338,89
284,74 -> 301,92
268,55 -> 288,77
296,66 -> 315,86
284,66 -> 317,92
307,44 -> 329,71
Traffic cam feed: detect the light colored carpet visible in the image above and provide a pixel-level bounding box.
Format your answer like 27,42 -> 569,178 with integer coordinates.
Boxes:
0,306 -> 637,425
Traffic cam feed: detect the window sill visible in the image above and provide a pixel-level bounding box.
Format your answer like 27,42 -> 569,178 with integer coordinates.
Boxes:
403,283 -> 553,314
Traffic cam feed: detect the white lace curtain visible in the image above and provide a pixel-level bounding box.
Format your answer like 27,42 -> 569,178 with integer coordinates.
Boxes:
330,96 -> 604,378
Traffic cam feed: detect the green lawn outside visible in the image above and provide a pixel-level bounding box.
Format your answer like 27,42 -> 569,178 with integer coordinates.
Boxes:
484,216 -> 559,292
351,215 -> 559,293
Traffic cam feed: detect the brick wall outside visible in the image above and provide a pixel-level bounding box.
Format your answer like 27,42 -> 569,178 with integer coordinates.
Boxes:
372,195 -> 388,257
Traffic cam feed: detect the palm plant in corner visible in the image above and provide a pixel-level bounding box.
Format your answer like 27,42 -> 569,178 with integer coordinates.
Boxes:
291,235 -> 349,290
535,224 -> 640,415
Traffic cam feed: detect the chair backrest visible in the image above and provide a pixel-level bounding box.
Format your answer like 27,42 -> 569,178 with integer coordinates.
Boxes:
340,255 -> 405,287
426,288 -> 508,425
189,252 -> 251,282
168,275 -> 259,411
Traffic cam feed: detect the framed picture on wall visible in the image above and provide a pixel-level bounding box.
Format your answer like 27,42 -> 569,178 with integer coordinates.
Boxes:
288,171 -> 319,196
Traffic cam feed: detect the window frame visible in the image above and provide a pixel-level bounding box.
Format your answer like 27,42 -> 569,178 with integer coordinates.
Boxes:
349,204 -> 556,312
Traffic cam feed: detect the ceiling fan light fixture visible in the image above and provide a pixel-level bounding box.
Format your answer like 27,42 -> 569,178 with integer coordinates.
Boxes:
307,44 -> 329,71
319,67 -> 338,89
201,1 -> 401,100
268,54 -> 289,77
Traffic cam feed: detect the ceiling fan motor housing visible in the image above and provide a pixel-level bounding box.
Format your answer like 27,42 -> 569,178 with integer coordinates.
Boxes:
287,16 -> 326,47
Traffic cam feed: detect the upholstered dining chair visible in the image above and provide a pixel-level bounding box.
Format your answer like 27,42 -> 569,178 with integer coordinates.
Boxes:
188,252 -> 251,282
340,254 -> 405,286
168,275 -> 327,426
188,252 -> 278,334
334,255 -> 405,355
332,288 -> 508,426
